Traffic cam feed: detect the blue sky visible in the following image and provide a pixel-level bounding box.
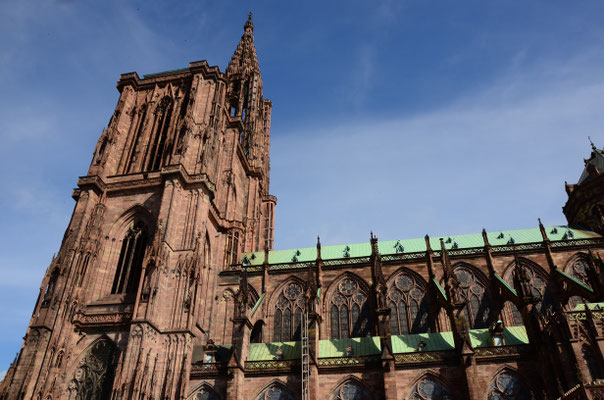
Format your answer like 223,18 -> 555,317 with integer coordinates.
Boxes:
1,0 -> 604,374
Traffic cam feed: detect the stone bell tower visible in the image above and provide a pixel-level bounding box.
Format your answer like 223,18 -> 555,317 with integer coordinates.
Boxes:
0,14 -> 275,400
564,140 -> 604,234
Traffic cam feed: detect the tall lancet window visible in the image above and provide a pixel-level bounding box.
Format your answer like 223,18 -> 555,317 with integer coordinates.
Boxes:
330,277 -> 370,339
111,221 -> 148,295
146,96 -> 174,172
566,256 -> 592,308
453,265 -> 491,329
274,282 -> 304,342
387,272 -> 429,335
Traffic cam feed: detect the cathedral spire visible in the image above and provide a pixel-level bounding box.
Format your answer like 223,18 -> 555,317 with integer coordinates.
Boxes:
226,13 -> 260,75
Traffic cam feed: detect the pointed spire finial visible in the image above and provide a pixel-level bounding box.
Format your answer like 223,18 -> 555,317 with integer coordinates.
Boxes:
589,136 -> 597,151
244,12 -> 254,33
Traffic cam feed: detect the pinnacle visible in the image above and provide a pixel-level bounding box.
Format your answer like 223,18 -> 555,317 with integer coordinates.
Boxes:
226,13 -> 260,75
245,12 -> 254,33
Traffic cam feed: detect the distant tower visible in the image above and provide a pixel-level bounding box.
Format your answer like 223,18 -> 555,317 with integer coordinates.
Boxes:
564,140 -> 604,233
0,14 -> 275,400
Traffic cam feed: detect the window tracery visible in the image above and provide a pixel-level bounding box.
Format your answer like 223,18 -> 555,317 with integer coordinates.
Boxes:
190,385 -> 220,400
274,282 -> 304,342
387,272 -> 429,335
453,265 -> 490,329
111,220 -> 148,295
408,376 -> 453,400
330,380 -> 372,400
487,371 -> 531,400
504,301 -> 524,327
505,261 -> 550,315
566,256 -> 592,308
146,96 -> 174,172
254,383 -> 294,400
329,277 -> 370,339
67,339 -> 117,400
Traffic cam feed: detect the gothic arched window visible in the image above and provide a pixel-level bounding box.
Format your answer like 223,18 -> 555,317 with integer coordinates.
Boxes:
42,268 -> 60,307
504,301 -> 524,327
387,272 -> 429,335
146,96 -> 174,171
566,256 -> 592,308
330,380 -> 372,400
506,261 -> 550,315
274,282 -> 304,342
55,349 -> 64,368
111,221 -> 148,295
408,376 -> 453,400
67,339 -> 117,400
190,384 -> 220,400
329,277 -> 370,339
487,370 -> 531,400
224,230 -> 240,269
126,104 -> 148,173
453,265 -> 491,329
254,383 -> 294,400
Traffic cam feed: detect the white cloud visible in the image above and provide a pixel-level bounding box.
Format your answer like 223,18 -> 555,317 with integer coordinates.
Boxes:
271,51 -> 604,249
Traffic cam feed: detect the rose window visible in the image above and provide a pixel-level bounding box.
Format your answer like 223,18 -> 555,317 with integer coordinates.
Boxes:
409,377 -> 453,400
487,371 -> 531,400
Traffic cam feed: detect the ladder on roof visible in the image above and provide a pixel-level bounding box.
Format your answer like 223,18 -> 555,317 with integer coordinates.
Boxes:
301,309 -> 310,400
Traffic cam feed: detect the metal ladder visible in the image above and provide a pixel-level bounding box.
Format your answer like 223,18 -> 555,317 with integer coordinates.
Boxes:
301,309 -> 310,400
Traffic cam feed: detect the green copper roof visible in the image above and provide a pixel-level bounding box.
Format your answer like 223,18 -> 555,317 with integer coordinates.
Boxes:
251,293 -> 265,317
572,302 -> 604,311
243,226 -> 599,266
556,269 -> 594,293
495,273 -> 517,297
248,341 -> 300,361
391,332 -> 455,353
318,337 -> 381,358
143,67 -> 189,78
433,279 -> 447,301
468,326 -> 529,348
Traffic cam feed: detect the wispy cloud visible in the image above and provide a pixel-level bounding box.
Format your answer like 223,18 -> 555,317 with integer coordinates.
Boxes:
271,51 -> 604,249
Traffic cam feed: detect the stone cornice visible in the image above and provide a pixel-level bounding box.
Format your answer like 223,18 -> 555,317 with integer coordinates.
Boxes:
116,60 -> 226,92
76,165 -> 216,198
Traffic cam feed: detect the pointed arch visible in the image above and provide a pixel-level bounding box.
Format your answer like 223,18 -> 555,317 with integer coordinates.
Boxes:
42,267 -> 60,308
146,95 -> 175,171
186,381 -> 221,400
405,372 -> 453,400
487,367 -> 533,400
253,380 -> 294,400
269,277 -> 305,342
328,376 -> 373,400
503,258 -> 551,314
325,272 -> 371,339
452,262 -> 491,329
108,204 -> 156,239
66,337 -> 118,400
111,220 -> 149,295
386,267 -> 429,334
250,319 -> 264,343
565,252 -> 593,308
203,233 -> 212,267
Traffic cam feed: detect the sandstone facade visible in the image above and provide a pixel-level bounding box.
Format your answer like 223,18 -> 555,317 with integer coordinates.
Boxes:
2,14 -> 604,400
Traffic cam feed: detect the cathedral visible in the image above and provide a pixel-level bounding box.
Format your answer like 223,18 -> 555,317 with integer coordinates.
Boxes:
3,14 -> 604,400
